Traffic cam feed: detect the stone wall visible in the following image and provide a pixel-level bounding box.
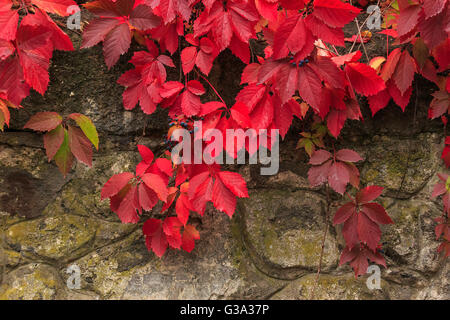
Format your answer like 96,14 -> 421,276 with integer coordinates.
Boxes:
0,25 -> 448,300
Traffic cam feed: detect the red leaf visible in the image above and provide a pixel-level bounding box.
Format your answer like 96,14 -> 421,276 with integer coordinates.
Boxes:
297,65 -> 323,111
309,149 -> 332,165
305,14 -> 345,46
103,23 -> 131,68
176,193 -> 192,225
116,184 -> 140,224
397,5 -> 421,37
33,0 -> 77,16
308,159 -> 332,187
381,48 -> 402,81
274,63 -> 298,104
335,149 -> 363,163
343,213 -> 359,250
217,171 -> 249,198
141,173 -> 168,202
81,18 -> 120,48
137,144 -> 154,164
392,51 -> 416,95
24,112 -> 62,132
368,88 -> 391,116
328,161 -> 350,194
387,80 -> 412,111
212,177 -> 237,217
181,224 -> 200,252
356,186 -> 384,204
431,182 -> 447,199
313,0 -> 361,28
101,172 -> 134,200
423,0 -> 446,19
43,124 -> 65,160
361,203 -> 393,225
273,14 -> 311,59
181,46 -> 197,74
418,9 -> 448,49
68,125 -> 93,167
138,183 -> 158,211
357,212 -> 381,251
333,202 -> 356,225
0,9 -> 18,41
346,62 -> 386,96
129,4 -> 161,30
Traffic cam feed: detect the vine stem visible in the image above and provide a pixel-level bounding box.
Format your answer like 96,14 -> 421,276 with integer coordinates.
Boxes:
310,184 -> 331,299
194,69 -> 227,107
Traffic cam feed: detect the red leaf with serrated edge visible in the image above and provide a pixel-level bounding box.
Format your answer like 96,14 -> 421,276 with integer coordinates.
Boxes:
308,159 -> 332,187
250,91 -> 274,131
432,39 -> 450,72
141,173 -> 168,202
273,14 -> 311,59
0,9 -> 18,41
273,101 -> 294,139
368,88 -> 391,116
129,4 -> 161,30
333,202 -> 356,225
335,149 -> 363,163
103,23 -> 131,68
313,0 -> 361,28
423,0 -> 446,19
138,144 -> 154,164
138,183 -> 158,211
212,177 -> 237,217
356,186 -> 384,204
392,51 -> 416,95
176,193 -> 192,225
343,213 -> 359,250
21,9 -> 74,51
81,18 -> 120,48
24,112 -> 62,132
190,174 -> 214,216
116,184 -> 140,224
101,172 -> 134,200
431,182 -> 447,199
255,0 -> 278,22
308,56 -> 345,90
229,35 -> 250,64
361,203 -> 393,225
328,161 -> 350,194
418,9 -> 447,49
309,149 -> 332,165
346,62 -> 386,96
181,46 -> 197,74
381,48 -> 402,81
0,39 -> 14,60
33,0 -> 77,16
241,63 -> 261,85
187,80 -> 205,95
229,102 -> 250,129
387,80 -> 412,111
43,125 -> 65,160
297,65 -> 323,111
181,90 -> 202,116
357,212 -> 381,251
150,224 -> 168,257
305,14 -> 345,46
397,5 -> 421,37
349,249 -> 369,277
217,171 -> 249,198
274,63 -> 298,105
68,125 -> 93,167
162,216 -> 182,236
182,224 -> 200,252
327,109 -> 347,138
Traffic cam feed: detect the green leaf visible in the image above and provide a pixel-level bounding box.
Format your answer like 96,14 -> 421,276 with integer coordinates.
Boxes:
68,113 -> 99,150
54,128 -> 74,177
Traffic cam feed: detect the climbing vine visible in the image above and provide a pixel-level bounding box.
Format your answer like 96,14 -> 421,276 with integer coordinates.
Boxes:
0,0 -> 448,278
